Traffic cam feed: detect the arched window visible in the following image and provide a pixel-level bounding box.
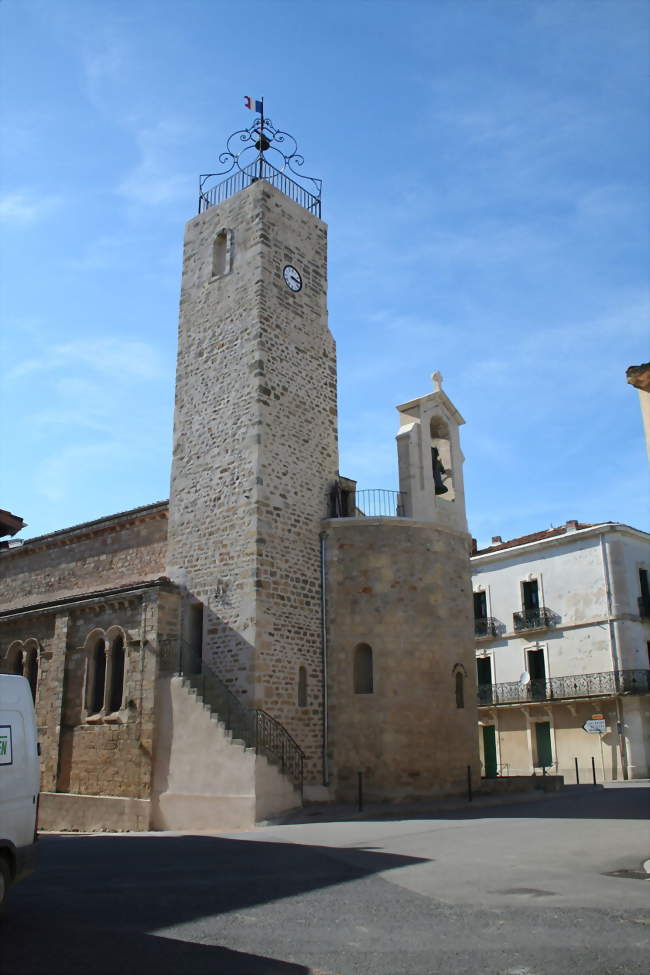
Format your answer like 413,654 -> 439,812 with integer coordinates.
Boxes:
24,646 -> 38,702
108,635 -> 125,713
89,639 -> 106,714
455,670 -> 465,709
212,228 -> 232,277
297,666 -> 307,708
6,644 -> 23,675
354,643 -> 374,694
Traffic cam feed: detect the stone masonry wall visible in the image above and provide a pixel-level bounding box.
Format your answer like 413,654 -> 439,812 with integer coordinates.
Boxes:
167,180 -> 338,783
0,612 -> 62,790
324,518 -> 481,800
0,504 -> 168,612
0,584 -> 179,801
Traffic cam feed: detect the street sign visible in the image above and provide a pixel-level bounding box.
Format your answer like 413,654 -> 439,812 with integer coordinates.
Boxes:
583,718 -> 607,734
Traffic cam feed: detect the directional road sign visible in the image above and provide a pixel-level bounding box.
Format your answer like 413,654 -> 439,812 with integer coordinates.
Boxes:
583,718 -> 607,734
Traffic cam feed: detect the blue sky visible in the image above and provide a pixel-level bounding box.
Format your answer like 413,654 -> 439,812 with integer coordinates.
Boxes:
1,0 -> 648,545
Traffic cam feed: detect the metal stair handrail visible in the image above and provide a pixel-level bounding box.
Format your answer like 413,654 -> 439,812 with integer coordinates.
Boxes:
179,645 -> 304,793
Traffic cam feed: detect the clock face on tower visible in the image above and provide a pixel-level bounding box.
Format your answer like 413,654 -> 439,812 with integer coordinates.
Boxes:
282,264 -> 302,292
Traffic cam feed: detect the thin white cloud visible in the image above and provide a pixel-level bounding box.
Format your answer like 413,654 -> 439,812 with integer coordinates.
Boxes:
0,191 -> 62,224
117,119 -> 189,206
37,442 -> 123,502
6,338 -> 166,384
65,232 -> 162,272
82,38 -> 127,88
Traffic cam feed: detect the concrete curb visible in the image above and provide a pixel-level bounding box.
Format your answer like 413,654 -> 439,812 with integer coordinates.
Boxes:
259,786 -> 566,827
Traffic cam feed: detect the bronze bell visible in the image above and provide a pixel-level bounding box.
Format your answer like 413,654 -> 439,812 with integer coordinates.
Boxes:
432,447 -> 449,495
255,134 -> 271,152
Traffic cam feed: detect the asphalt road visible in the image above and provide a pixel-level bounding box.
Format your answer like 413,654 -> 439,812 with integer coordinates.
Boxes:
1,784 -> 648,975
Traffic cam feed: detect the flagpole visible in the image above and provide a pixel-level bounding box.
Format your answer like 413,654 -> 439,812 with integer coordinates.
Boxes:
258,96 -> 264,181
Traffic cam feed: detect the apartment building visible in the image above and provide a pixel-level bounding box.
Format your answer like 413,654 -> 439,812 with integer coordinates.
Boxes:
471,521 -> 650,782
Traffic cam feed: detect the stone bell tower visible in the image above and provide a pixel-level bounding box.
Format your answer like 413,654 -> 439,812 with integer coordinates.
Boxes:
166,113 -> 338,780
323,372 -> 479,802
396,370 -> 468,532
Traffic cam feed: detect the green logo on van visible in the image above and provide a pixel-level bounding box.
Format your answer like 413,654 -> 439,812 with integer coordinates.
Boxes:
0,725 -> 12,765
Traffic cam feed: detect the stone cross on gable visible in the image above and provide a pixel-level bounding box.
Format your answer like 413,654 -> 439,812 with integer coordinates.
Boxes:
432,370 -> 443,392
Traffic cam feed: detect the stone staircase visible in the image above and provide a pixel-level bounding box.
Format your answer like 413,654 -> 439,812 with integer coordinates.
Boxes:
182,668 -> 304,793
150,674 -> 302,831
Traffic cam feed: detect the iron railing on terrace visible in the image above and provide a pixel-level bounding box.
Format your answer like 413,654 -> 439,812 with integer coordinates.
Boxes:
343,489 -> 406,519
513,607 -> 555,632
474,616 -> 498,639
179,644 -> 303,792
478,668 -> 650,707
199,159 -> 321,217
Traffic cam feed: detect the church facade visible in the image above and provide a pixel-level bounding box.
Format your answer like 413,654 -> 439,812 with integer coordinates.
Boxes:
0,119 -> 480,831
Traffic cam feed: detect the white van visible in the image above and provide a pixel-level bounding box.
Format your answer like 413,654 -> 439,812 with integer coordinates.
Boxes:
0,674 -> 40,911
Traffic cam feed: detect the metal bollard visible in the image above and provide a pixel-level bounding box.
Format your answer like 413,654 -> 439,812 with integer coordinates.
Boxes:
591,756 -> 597,786
574,756 -> 580,785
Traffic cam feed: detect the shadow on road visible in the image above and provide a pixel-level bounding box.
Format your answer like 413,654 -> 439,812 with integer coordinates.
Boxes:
0,834 -> 427,975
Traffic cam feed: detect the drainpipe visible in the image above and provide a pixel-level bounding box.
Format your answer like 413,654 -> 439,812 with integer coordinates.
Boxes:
319,530 -> 329,787
600,532 -> 628,779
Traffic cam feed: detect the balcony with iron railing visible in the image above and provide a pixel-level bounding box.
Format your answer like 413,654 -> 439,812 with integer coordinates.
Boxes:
474,616 -> 498,639
513,606 -> 555,633
478,668 -> 650,707
330,488 -> 407,519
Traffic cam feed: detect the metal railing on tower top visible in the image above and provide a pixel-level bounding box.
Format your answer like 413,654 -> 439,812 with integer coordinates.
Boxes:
198,112 -> 322,217
199,159 -> 321,217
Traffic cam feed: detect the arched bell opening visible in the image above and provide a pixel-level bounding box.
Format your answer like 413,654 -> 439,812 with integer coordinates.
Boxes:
429,415 -> 455,501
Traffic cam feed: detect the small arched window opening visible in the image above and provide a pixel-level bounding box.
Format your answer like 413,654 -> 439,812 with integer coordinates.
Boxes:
89,639 -> 106,714
108,635 -> 125,713
354,643 -> 374,694
212,229 -> 231,278
455,670 -> 465,709
24,647 -> 38,702
298,666 -> 307,708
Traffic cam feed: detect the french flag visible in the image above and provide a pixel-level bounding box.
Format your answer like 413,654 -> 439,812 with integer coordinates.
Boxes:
244,95 -> 263,113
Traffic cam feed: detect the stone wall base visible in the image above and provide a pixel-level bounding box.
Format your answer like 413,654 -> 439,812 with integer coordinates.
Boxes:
152,793 -> 256,832
39,793 -> 151,832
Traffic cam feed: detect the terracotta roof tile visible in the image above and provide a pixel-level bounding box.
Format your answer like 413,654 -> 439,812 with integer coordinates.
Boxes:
474,522 -> 595,555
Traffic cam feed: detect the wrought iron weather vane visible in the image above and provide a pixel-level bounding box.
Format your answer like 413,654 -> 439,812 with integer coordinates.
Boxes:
199,101 -> 322,216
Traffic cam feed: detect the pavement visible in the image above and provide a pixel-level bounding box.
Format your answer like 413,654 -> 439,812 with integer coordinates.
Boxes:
2,782 -> 649,975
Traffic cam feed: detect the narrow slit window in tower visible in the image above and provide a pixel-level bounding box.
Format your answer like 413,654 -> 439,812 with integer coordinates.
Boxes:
455,670 -> 465,708
298,666 -> 307,707
354,643 -> 373,694
212,230 -> 229,277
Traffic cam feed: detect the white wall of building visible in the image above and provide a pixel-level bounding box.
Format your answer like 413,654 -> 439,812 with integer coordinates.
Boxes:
472,525 -> 650,684
472,523 -> 650,781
